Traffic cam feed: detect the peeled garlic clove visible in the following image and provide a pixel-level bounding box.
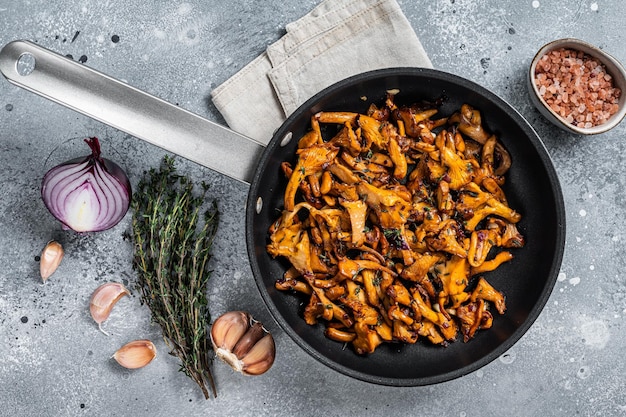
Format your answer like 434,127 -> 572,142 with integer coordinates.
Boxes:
210,311 -> 275,376
90,282 -> 130,335
113,339 -> 157,369
39,240 -> 64,282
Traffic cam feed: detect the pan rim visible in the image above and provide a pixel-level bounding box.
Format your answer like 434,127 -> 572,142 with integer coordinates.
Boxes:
246,67 -> 566,386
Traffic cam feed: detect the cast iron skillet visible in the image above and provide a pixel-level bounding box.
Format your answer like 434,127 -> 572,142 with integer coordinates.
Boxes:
0,41 -> 565,386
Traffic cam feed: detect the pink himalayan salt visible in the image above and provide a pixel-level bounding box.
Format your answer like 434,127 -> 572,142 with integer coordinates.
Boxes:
534,47 -> 621,128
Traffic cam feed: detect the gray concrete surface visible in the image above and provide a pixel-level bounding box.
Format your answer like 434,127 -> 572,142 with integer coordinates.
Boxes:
1,1 -> 625,416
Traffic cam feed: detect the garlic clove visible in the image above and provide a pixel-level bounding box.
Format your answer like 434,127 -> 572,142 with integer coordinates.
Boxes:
113,339 -> 157,369
232,321 -> 265,359
240,333 -> 276,376
89,282 -> 130,335
40,240 -> 64,282
210,311 -> 275,376
210,311 -> 251,352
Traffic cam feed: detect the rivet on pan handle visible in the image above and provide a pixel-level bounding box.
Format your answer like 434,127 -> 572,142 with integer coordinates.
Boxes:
0,40 -> 266,184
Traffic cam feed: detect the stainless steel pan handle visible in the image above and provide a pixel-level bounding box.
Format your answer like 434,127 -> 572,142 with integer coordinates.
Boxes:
0,40 -> 265,184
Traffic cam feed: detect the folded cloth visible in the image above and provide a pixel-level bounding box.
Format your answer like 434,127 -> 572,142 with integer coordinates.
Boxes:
210,0 -> 432,144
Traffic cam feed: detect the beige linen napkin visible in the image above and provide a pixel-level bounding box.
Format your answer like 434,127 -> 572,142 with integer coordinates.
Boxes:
210,0 -> 432,144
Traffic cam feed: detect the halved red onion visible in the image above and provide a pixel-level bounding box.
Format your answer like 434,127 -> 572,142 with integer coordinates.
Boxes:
41,137 -> 131,232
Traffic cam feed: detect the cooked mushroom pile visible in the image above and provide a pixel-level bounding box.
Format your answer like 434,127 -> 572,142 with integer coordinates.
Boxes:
267,92 -> 524,355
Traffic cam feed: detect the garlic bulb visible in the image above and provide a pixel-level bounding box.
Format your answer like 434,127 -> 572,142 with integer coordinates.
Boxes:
210,311 -> 275,376
39,240 -> 64,282
113,339 -> 157,369
89,282 -> 130,335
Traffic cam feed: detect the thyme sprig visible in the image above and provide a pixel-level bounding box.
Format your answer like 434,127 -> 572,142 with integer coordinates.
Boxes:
130,156 -> 219,399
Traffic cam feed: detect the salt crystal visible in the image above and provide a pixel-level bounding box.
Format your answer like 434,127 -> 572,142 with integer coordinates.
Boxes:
534,47 -> 621,128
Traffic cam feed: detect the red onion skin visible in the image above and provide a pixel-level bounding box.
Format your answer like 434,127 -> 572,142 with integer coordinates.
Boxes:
41,137 -> 131,232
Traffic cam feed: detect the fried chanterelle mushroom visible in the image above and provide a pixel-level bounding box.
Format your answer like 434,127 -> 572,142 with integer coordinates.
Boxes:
266,92 -> 524,355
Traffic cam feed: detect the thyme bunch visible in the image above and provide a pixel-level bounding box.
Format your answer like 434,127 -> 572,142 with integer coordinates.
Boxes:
130,156 -> 219,399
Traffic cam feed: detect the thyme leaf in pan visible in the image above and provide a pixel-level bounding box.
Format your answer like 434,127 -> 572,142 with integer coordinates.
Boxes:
130,156 -> 220,399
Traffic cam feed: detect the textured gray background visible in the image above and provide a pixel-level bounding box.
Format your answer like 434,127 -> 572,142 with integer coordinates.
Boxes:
1,1 -> 625,416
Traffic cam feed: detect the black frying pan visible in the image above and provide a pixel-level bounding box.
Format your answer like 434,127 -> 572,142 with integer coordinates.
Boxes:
248,68 -> 566,385
0,41 -> 565,386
